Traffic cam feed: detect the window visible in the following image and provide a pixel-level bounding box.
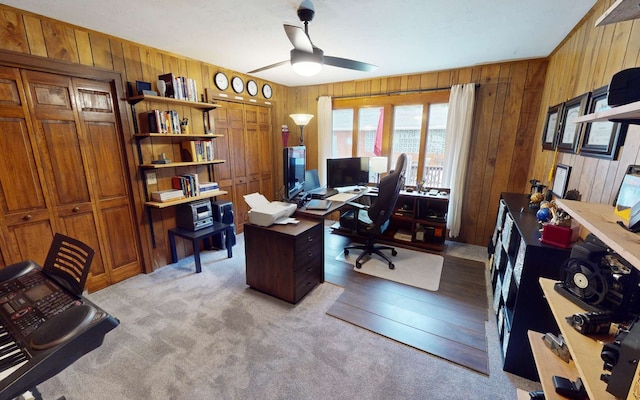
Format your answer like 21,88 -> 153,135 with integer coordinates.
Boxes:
332,92 -> 449,186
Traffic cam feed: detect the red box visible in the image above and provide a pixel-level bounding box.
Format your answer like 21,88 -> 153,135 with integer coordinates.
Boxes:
540,224 -> 579,248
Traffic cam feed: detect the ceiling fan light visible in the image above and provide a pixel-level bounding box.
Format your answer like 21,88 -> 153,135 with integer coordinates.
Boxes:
292,61 -> 323,76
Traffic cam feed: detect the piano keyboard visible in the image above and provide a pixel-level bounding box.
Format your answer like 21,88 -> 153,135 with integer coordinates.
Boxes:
0,326 -> 28,382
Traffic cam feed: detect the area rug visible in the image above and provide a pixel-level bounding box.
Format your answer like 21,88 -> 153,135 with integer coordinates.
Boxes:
335,244 -> 444,291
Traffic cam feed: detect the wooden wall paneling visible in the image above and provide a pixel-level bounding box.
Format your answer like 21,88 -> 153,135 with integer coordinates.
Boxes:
40,19 -> 79,63
22,15 -> 46,57
0,8 -> 28,53
88,33 -> 113,70
419,72 -> 438,89
603,21 -> 633,81
75,29 -> 94,66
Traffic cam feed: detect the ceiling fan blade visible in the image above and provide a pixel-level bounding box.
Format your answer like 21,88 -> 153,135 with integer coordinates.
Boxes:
247,60 -> 290,74
324,56 -> 378,72
284,24 -> 313,53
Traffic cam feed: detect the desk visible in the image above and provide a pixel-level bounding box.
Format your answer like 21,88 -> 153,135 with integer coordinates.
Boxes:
244,217 -> 323,303
168,222 -> 233,273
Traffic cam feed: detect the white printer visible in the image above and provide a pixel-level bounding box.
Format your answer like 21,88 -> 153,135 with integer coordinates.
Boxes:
243,193 -> 297,227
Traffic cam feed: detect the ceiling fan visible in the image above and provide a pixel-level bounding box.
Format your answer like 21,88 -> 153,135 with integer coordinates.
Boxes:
247,0 -> 377,76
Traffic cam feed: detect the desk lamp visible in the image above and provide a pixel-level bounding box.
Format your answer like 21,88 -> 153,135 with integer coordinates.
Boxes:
370,156 -> 388,184
289,114 -> 314,145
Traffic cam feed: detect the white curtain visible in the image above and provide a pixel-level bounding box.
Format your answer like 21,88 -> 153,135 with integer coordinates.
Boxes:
442,84 -> 476,238
317,96 -> 332,186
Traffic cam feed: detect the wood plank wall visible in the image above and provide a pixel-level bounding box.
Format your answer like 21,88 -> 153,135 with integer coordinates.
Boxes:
290,60 -> 548,246
0,4 -> 290,270
530,0 -> 640,209
0,3 -> 563,253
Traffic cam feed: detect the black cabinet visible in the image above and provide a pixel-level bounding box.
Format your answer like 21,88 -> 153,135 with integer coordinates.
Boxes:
489,193 -> 571,381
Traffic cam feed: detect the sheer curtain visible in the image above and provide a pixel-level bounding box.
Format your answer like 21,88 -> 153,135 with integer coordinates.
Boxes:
441,84 -> 476,238
317,96 -> 332,186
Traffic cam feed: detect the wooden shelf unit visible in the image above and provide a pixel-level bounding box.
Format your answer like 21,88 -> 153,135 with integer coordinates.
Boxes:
126,94 -> 219,110
134,133 -> 223,138
595,0 -> 640,27
144,189 -> 227,209
574,99 -> 640,124
555,199 -> 640,269
539,278 -> 617,400
527,330 -> 579,400
139,160 -> 226,169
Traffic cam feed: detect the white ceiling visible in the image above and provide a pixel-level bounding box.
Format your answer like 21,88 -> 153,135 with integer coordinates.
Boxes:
1,0 -> 597,87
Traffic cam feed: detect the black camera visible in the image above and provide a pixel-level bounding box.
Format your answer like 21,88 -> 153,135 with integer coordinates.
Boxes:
600,318 -> 640,398
568,311 -> 615,335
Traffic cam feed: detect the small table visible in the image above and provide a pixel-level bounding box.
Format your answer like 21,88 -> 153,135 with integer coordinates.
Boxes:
168,222 -> 233,273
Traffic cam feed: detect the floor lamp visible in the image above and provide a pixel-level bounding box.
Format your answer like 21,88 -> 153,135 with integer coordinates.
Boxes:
289,114 -> 314,146
370,156 -> 388,184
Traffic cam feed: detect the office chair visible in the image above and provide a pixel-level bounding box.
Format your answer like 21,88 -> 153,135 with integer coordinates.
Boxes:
343,154 -> 407,269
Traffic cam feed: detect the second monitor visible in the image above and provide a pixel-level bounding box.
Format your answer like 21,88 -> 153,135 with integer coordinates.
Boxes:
327,157 -> 370,188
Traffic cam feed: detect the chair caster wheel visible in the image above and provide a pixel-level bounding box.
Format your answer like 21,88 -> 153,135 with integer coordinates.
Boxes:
355,262 -> 362,269
391,250 -> 398,256
389,263 -> 395,270
344,249 -> 349,256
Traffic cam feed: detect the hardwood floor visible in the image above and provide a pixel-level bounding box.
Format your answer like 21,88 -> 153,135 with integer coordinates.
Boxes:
324,226 -> 490,374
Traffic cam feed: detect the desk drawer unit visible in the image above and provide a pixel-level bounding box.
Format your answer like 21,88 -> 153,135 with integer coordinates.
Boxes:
244,218 -> 324,304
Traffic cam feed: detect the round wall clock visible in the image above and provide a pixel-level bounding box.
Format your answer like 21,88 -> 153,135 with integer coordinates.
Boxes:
231,76 -> 244,93
214,72 -> 228,90
247,80 -> 258,97
262,83 -> 273,99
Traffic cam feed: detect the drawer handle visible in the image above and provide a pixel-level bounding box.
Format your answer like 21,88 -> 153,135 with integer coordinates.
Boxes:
307,236 -> 314,242
306,267 -> 313,272
23,214 -> 32,221
307,252 -> 313,257
72,206 -> 80,212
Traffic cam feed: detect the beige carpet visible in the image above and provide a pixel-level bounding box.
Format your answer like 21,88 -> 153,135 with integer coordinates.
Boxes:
335,244 -> 444,291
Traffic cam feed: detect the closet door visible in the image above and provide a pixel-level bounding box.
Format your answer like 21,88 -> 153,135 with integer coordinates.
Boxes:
0,66 -> 55,266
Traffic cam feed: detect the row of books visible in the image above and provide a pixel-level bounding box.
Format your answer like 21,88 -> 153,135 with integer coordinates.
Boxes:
146,109 -> 182,134
159,73 -> 198,102
150,181 -> 219,202
180,140 -> 215,162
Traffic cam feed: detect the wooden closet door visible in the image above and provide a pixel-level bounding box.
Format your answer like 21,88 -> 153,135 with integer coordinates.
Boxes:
72,78 -> 142,290
0,66 -> 55,266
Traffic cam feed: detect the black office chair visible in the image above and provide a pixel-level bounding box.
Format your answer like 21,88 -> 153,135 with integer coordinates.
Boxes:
343,154 -> 407,269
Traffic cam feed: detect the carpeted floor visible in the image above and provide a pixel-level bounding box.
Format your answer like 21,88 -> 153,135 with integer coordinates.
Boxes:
33,234 -> 540,399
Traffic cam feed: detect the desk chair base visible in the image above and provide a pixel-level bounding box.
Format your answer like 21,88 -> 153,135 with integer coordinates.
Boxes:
344,238 -> 397,270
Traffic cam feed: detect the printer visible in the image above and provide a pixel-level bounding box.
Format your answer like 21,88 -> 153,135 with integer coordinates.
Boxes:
243,193 -> 297,227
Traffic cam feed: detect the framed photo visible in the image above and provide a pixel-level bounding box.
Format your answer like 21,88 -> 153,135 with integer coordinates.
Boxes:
580,86 -> 628,160
542,103 -> 563,150
557,93 -> 590,153
552,164 -> 571,198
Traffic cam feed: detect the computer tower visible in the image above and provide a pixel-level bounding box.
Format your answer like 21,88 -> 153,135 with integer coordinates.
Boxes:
211,201 -> 236,249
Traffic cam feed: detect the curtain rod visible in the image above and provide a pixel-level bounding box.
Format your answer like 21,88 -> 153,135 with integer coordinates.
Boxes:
318,83 -> 480,101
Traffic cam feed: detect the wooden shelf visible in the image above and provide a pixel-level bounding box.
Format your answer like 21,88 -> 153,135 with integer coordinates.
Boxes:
126,94 -> 219,110
555,199 -> 640,269
139,160 -> 225,169
527,330 -> 579,400
596,0 -> 640,27
134,133 -> 223,138
145,190 -> 227,208
574,98 -> 640,123
539,278 -> 617,400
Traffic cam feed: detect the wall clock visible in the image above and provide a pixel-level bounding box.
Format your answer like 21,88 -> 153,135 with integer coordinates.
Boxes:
214,72 -> 228,91
231,76 -> 244,94
247,80 -> 258,97
262,83 -> 273,99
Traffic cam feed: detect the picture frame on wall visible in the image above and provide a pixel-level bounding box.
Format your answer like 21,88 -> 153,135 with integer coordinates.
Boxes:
557,93 -> 590,153
552,163 -> 571,198
580,86 -> 628,160
542,103 -> 563,150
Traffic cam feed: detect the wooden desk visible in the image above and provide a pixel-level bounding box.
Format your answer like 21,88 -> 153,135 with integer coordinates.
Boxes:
244,217 -> 324,304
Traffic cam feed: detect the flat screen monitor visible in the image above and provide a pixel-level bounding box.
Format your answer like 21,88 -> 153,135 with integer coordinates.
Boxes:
614,164 -> 640,220
283,146 -> 306,200
326,157 -> 370,188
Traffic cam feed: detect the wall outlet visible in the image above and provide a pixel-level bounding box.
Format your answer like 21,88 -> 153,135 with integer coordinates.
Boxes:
146,172 -> 157,185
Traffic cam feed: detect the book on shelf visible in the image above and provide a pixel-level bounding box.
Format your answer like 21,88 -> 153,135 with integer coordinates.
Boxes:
150,189 -> 185,202
199,181 -> 219,192
393,228 -> 413,241
181,140 -> 214,162
158,73 -> 198,102
143,109 -> 180,134
171,174 -> 200,197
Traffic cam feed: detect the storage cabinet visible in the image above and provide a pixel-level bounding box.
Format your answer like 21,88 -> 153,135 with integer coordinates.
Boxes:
0,66 -> 143,292
488,193 -> 571,381
389,189 -> 449,251
244,218 -> 324,304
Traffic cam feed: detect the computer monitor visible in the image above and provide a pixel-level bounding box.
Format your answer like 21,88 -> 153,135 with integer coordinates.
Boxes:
283,146 -> 306,200
326,157 -> 370,188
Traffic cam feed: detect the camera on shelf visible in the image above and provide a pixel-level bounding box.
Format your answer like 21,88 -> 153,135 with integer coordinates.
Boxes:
567,311 -> 616,335
600,318 -> 640,398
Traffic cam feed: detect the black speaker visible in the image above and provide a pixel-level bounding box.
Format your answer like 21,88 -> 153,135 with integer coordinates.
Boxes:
211,201 -> 235,249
